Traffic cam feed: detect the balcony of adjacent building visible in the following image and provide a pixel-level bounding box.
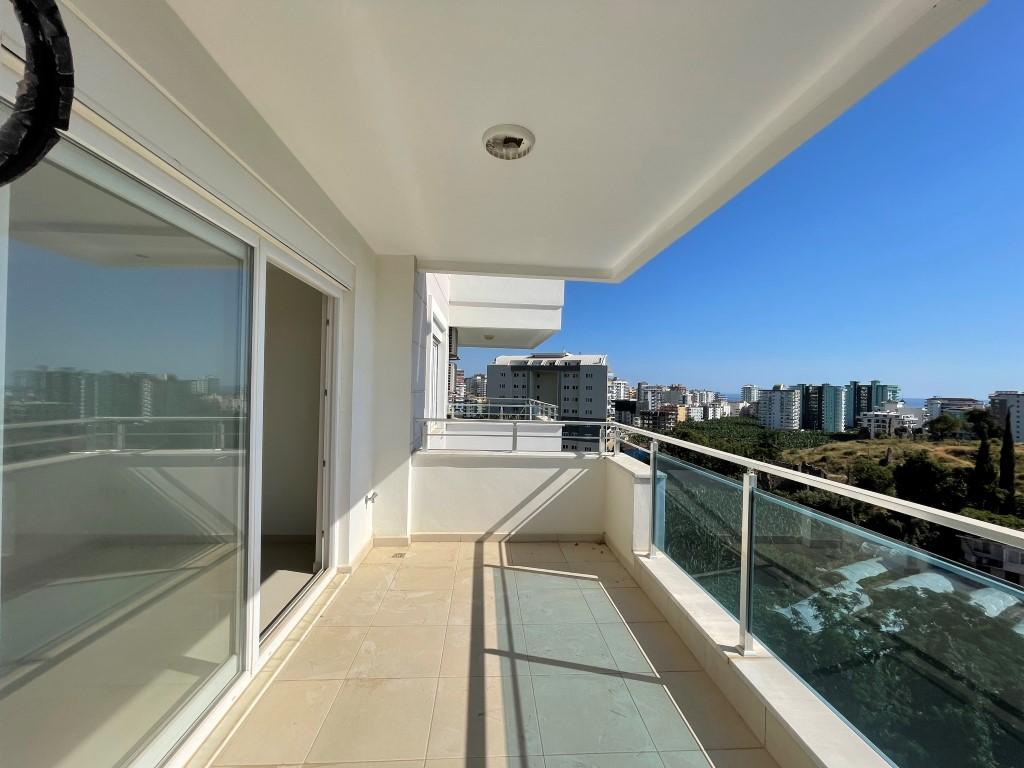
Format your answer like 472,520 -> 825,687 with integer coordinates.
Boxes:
185,420 -> 1024,768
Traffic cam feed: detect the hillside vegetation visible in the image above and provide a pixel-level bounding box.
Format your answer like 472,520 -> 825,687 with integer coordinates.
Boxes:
783,439 -> 1024,494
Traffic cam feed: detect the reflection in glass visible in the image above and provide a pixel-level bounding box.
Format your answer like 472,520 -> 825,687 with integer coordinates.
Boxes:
653,452 -> 743,616
0,153 -> 250,767
751,490 -> 1024,768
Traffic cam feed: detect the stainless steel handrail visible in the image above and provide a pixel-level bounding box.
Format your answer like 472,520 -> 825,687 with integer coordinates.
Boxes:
419,416 -> 1024,550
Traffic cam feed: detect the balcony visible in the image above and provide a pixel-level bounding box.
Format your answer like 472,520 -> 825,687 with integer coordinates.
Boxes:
190,540 -> 776,768
188,420 -> 1024,768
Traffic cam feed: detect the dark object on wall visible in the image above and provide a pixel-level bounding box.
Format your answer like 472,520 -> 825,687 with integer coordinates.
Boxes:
0,0 -> 74,185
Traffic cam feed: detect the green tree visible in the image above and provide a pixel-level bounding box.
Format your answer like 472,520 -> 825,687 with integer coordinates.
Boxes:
966,408 -> 1002,439
927,412 -> 963,441
1000,411 -> 1017,515
970,435 -> 998,510
848,457 -> 895,495
893,452 -> 968,513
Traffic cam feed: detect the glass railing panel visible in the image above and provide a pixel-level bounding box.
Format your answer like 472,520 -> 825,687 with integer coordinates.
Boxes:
751,489 -> 1024,768
653,452 -> 744,617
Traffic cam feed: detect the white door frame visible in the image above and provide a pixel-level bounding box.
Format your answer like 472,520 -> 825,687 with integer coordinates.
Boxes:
247,238 -> 347,663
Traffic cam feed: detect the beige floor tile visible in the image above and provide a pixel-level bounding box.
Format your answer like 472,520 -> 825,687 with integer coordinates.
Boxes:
703,749 -> 780,768
453,566 -> 518,595
403,542 -> 461,563
508,542 -> 567,565
511,564 -> 584,592
214,680 -> 340,765
559,542 -> 618,562
306,678 -> 437,763
440,624 -> 530,677
277,626 -> 366,680
571,562 -> 638,589
319,586 -> 385,626
364,546 -> 410,564
592,588 -> 663,622
449,589 -> 523,625
373,589 -> 452,626
348,625 -> 447,678
660,671 -> 762,750
344,564 -> 400,591
426,676 -> 543,758
426,758 -> 544,768
394,564 -> 458,590
458,540 -> 509,566
298,762 -> 424,768
628,621 -> 701,672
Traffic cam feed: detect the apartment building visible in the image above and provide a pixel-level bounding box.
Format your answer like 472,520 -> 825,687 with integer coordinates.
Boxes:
758,385 -> 803,430
925,396 -> 985,421
799,383 -> 847,432
859,409 -> 919,437
844,379 -> 902,427
0,4 -> 1003,768
991,391 -> 1024,441
464,372 -> 487,399
741,384 -> 760,403
607,374 -> 631,410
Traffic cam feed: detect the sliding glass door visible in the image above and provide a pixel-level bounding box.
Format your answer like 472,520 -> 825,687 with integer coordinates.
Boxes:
0,141 -> 251,766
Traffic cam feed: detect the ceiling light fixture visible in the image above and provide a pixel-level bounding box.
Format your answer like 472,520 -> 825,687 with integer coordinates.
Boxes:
483,124 -> 535,160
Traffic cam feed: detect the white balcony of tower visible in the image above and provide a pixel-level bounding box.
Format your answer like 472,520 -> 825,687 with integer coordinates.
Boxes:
448,275 -> 563,349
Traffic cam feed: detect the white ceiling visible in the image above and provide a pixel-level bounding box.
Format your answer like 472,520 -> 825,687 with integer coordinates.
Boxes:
167,0 -> 979,281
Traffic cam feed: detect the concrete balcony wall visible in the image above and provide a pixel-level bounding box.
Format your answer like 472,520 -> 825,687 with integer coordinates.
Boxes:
410,451 -> 605,539
448,275 -> 564,349
424,421 -> 564,452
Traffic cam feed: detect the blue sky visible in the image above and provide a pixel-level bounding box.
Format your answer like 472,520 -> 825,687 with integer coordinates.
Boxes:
460,0 -> 1024,400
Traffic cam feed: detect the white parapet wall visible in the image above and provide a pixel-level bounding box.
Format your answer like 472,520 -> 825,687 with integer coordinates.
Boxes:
410,450 -> 605,538
424,421 -> 563,452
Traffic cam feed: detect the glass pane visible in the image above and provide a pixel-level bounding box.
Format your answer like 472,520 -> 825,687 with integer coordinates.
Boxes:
654,452 -> 743,617
0,151 -> 250,767
751,489 -> 1024,768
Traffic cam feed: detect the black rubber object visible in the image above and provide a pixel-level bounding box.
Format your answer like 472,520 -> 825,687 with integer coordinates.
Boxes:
0,0 -> 74,185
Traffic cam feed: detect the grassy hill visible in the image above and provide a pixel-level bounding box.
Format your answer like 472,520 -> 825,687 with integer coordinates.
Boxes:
783,438 -> 1024,494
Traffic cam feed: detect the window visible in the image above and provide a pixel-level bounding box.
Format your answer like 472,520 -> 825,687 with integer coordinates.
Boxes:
1,144 -> 250,766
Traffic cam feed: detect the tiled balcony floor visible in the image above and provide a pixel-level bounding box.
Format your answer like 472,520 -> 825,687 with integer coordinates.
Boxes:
209,541 -> 780,768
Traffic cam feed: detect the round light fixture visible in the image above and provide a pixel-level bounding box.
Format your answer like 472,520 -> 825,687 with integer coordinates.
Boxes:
483,124 -> 535,160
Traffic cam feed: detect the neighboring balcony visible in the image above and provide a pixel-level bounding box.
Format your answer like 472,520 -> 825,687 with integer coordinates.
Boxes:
448,275 -> 564,349
428,399 -> 567,452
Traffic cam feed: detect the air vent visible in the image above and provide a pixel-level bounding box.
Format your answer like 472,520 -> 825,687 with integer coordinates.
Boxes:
483,124 -> 535,160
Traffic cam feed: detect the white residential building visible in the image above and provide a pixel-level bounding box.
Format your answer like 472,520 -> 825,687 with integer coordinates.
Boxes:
758,385 -> 802,431
741,384 -> 760,403
859,409 -> 919,438
608,375 -> 631,410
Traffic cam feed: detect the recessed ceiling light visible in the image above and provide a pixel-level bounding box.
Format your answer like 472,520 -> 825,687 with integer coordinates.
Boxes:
483,334 -> 496,341
483,124 -> 535,160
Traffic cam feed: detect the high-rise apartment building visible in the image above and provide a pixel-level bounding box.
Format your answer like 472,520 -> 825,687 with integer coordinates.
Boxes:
758,385 -> 802,431
799,383 -> 846,432
990,391 -> 1024,442
845,380 -> 901,428
464,373 -> 487,399
741,384 -> 760,403
924,396 -> 984,422
607,375 -> 630,411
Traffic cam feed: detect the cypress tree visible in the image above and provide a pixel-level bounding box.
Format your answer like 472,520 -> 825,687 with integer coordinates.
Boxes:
1000,411 -> 1016,514
971,429 -> 997,510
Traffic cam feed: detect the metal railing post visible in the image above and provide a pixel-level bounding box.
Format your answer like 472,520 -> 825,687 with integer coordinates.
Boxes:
512,420 -> 519,452
598,425 -> 606,456
649,439 -> 659,556
613,427 -> 621,455
738,469 -> 758,656
115,421 -> 126,450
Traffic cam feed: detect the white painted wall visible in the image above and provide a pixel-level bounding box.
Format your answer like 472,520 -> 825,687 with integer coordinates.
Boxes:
411,452 -> 605,537
426,422 -> 563,452
448,275 -> 563,348
411,272 -> 451,450
371,256 -> 417,540
604,454 -> 652,561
